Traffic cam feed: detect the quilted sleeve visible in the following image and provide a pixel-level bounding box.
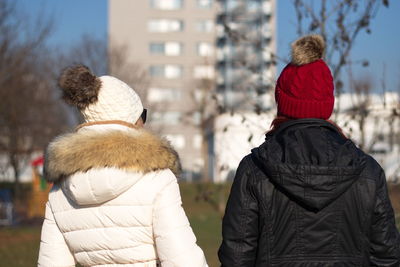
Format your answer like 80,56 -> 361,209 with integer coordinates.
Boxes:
153,171 -> 208,267
37,201 -> 75,267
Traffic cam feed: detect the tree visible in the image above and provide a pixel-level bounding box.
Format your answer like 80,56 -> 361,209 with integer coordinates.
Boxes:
346,73 -> 373,150
60,34 -> 109,76
108,42 -> 150,106
292,0 -> 389,112
292,0 -> 400,181
183,0 -> 276,183
0,0 -> 66,197
185,75 -> 217,181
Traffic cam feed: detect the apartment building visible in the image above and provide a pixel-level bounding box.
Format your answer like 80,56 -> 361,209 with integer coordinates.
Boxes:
109,0 -> 276,180
216,0 -> 276,110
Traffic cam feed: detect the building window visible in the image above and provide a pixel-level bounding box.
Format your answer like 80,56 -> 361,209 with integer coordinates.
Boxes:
197,0 -> 212,8
262,69 -> 273,81
262,49 -> 272,61
247,1 -> 259,11
197,42 -> 213,57
193,112 -> 202,126
165,42 -> 183,55
165,65 -> 183,78
262,24 -> 271,37
148,19 -> 184,32
149,65 -> 183,78
149,65 -> 164,77
195,20 -> 214,32
147,88 -> 182,102
149,42 -> 183,56
262,1 -> 272,13
149,43 -> 164,54
150,0 -> 183,10
151,112 -> 182,125
164,134 -> 186,149
193,134 -> 203,149
193,65 -> 214,79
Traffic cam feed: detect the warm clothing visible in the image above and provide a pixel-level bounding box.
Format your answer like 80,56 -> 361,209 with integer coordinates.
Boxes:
59,65 -> 144,124
219,119 -> 400,266
275,35 -> 334,119
38,124 -> 207,267
275,59 -> 334,119
80,76 -> 144,124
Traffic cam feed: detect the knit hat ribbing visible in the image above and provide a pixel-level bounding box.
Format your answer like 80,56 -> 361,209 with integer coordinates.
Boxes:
275,35 -> 334,119
58,65 -> 143,124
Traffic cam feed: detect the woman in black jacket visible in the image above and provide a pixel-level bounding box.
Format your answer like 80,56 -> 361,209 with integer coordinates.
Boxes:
218,35 -> 400,267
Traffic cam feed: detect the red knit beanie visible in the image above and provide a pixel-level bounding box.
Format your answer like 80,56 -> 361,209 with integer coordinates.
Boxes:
275,35 -> 334,119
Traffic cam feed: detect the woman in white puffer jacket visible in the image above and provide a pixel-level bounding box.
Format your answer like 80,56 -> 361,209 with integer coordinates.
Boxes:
38,65 -> 208,267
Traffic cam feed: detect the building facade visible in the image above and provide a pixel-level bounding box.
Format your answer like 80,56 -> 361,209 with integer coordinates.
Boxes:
108,0 -> 276,180
216,0 -> 276,110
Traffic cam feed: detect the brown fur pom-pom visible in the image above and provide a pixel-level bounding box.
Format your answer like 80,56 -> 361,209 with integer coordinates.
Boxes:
58,65 -> 101,109
291,35 -> 325,66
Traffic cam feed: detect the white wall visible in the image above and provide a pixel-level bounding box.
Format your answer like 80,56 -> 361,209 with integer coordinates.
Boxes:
213,92 -> 400,182
214,113 -> 274,182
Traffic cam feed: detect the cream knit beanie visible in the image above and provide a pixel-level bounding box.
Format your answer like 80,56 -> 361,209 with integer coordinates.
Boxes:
58,65 -> 143,124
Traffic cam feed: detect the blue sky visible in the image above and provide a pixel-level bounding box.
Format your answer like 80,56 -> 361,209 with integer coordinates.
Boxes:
277,1 -> 400,92
16,0 -> 108,47
16,0 -> 400,92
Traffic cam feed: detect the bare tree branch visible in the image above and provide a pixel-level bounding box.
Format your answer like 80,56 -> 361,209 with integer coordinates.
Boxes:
0,0 -> 66,197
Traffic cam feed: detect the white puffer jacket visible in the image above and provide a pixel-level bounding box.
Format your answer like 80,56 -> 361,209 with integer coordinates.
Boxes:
38,125 -> 208,267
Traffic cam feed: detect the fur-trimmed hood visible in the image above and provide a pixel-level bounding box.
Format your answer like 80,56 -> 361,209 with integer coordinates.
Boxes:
44,127 -> 181,183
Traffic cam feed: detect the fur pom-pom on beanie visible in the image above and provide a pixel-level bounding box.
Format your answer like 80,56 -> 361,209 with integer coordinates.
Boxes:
58,65 -> 143,124
275,34 -> 334,120
59,65 -> 101,109
291,34 -> 325,66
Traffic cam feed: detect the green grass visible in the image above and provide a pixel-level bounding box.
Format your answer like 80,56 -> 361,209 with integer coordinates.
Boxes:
180,182 -> 231,267
0,183 -> 230,267
0,227 -> 41,267
189,213 -> 222,267
0,182 -> 399,267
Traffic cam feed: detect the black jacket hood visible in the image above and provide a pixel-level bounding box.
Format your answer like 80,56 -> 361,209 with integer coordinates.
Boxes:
251,119 -> 366,211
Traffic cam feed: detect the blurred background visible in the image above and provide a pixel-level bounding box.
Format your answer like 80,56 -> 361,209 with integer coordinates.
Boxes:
0,0 -> 399,266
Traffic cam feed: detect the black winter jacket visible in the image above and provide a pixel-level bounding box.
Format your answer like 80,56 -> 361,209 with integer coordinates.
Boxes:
219,119 -> 400,267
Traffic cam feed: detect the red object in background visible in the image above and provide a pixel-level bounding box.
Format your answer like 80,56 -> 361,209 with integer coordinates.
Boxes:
31,156 -> 44,167
29,155 -> 49,218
